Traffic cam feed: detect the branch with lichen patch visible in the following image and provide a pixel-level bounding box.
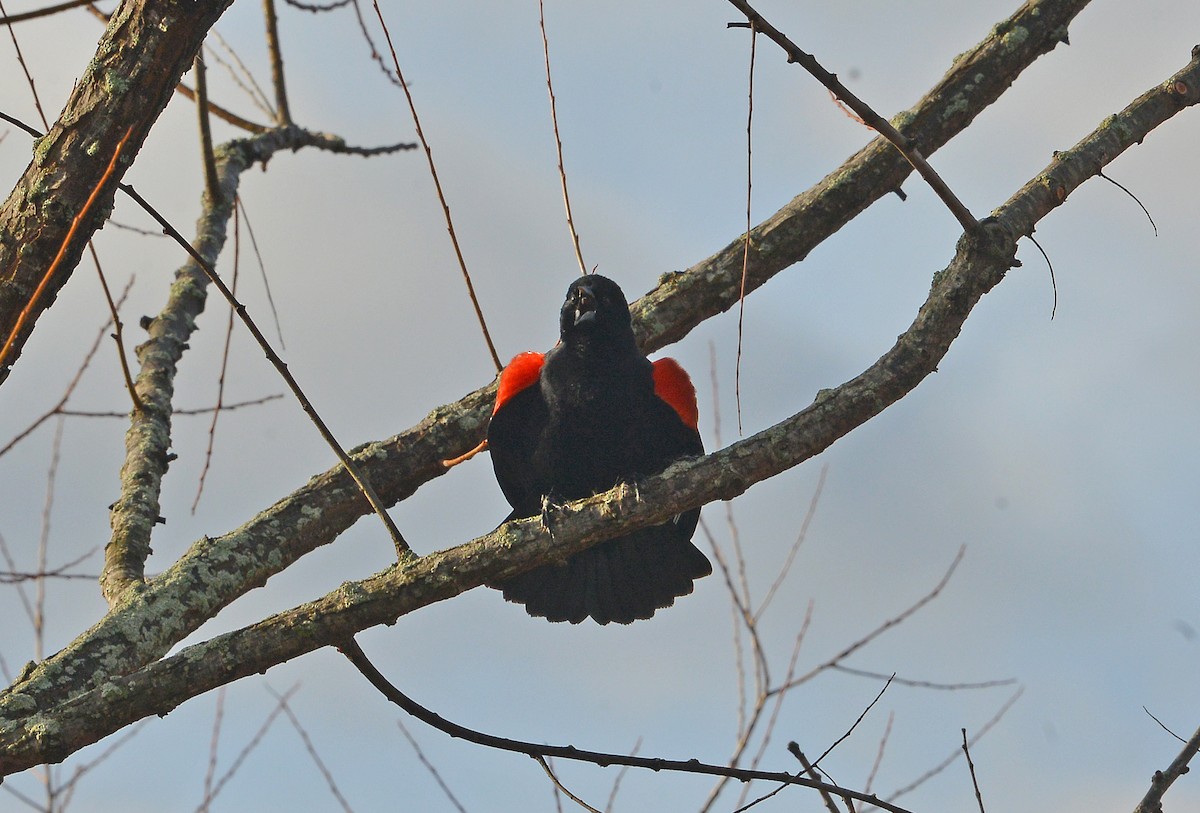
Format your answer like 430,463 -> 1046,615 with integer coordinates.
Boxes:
102,126 -> 418,605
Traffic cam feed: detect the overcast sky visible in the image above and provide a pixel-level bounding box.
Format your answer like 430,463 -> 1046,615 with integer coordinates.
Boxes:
1,1 -> 1199,811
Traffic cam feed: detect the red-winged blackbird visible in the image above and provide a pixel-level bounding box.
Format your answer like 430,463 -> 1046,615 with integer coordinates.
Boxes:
488,274 -> 711,624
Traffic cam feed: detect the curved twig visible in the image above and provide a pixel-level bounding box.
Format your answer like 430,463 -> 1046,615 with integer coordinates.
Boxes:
339,639 -> 918,813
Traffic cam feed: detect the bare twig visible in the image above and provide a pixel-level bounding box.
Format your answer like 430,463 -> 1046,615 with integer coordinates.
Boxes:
756,463 -> 826,619
235,196 -> 286,348
195,685 -> 299,813
202,688 -> 226,805
270,687 -> 355,813
60,394 -> 283,418
340,638 -> 919,813
538,0 -> 586,276
0,277 -> 134,457
1096,169 -> 1158,236
789,745 -> 846,813
207,29 -> 276,120
397,720 -> 469,813
961,729 -> 986,813
87,245 -> 141,411
724,0 -> 978,233
885,688 -> 1022,803
830,665 -> 1017,691
101,127 -> 414,605
735,21 -> 756,434
603,738 -> 640,813
0,0 -> 49,129
811,675 -> 895,770
262,0 -> 292,124
0,0 -> 93,24
370,0 -> 502,371
863,711 -> 894,796
192,197 -> 243,513
195,53 -> 223,206
536,756 -> 603,813
774,547 -> 967,695
1143,706 -> 1187,743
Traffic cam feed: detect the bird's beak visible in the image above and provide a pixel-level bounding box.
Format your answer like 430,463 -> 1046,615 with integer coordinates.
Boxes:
573,288 -> 597,326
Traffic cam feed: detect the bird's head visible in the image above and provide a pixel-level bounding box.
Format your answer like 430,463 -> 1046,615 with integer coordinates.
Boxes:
558,274 -> 633,345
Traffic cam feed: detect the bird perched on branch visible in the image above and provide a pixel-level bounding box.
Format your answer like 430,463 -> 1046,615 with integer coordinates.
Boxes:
487,274 -> 710,624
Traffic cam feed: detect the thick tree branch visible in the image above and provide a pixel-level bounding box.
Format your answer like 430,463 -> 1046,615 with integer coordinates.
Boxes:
3,40 -> 1197,764
0,0 -> 1093,723
0,0 -> 234,385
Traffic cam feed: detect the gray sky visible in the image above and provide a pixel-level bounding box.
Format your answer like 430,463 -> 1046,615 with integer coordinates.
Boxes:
1,1 -> 1199,811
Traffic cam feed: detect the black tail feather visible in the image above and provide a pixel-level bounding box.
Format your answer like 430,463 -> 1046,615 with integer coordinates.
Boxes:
496,520 -> 711,625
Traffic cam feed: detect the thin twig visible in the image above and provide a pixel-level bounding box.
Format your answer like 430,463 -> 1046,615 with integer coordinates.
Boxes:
789,745 -> 845,813
961,728 -> 986,813
192,197 -> 242,514
774,546 -> 966,695
0,0 -> 49,130
1026,234 -> 1056,319
725,0 -> 978,233
756,463 -> 826,620
0,276 -> 134,457
195,685 -> 299,813
202,688 -> 226,805
1097,169 -> 1158,236
538,0 -> 586,276
262,0 -> 292,124
830,665 -> 1017,691
536,756 -> 603,813
207,29 -> 276,120
87,244 -> 141,411
397,720 -> 469,813
195,53 -> 223,206
863,711 -> 894,796
810,675 -> 895,770
734,21 -> 755,434
1143,706 -> 1187,743
0,0 -> 93,24
603,738 -> 640,813
270,687 -> 355,812
370,0 -> 502,371
60,394 -> 284,418
885,688 -> 1022,804
236,196 -> 286,349
33,415 -> 66,661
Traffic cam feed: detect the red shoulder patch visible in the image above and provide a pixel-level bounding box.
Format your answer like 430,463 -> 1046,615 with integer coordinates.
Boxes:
652,357 -> 699,430
494,352 -> 545,414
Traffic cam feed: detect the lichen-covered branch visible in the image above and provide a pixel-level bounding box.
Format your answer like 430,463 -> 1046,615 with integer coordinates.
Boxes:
101,126 -> 413,606
3,42 -> 1197,770
0,0 -> 1093,721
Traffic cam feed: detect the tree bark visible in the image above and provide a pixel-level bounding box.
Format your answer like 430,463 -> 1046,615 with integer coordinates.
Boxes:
0,0 -> 233,384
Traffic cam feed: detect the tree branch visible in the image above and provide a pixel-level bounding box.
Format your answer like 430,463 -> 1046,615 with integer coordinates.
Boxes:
0,0 -> 234,385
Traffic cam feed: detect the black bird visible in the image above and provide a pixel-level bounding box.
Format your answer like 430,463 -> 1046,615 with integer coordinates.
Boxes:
487,274 -> 710,624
